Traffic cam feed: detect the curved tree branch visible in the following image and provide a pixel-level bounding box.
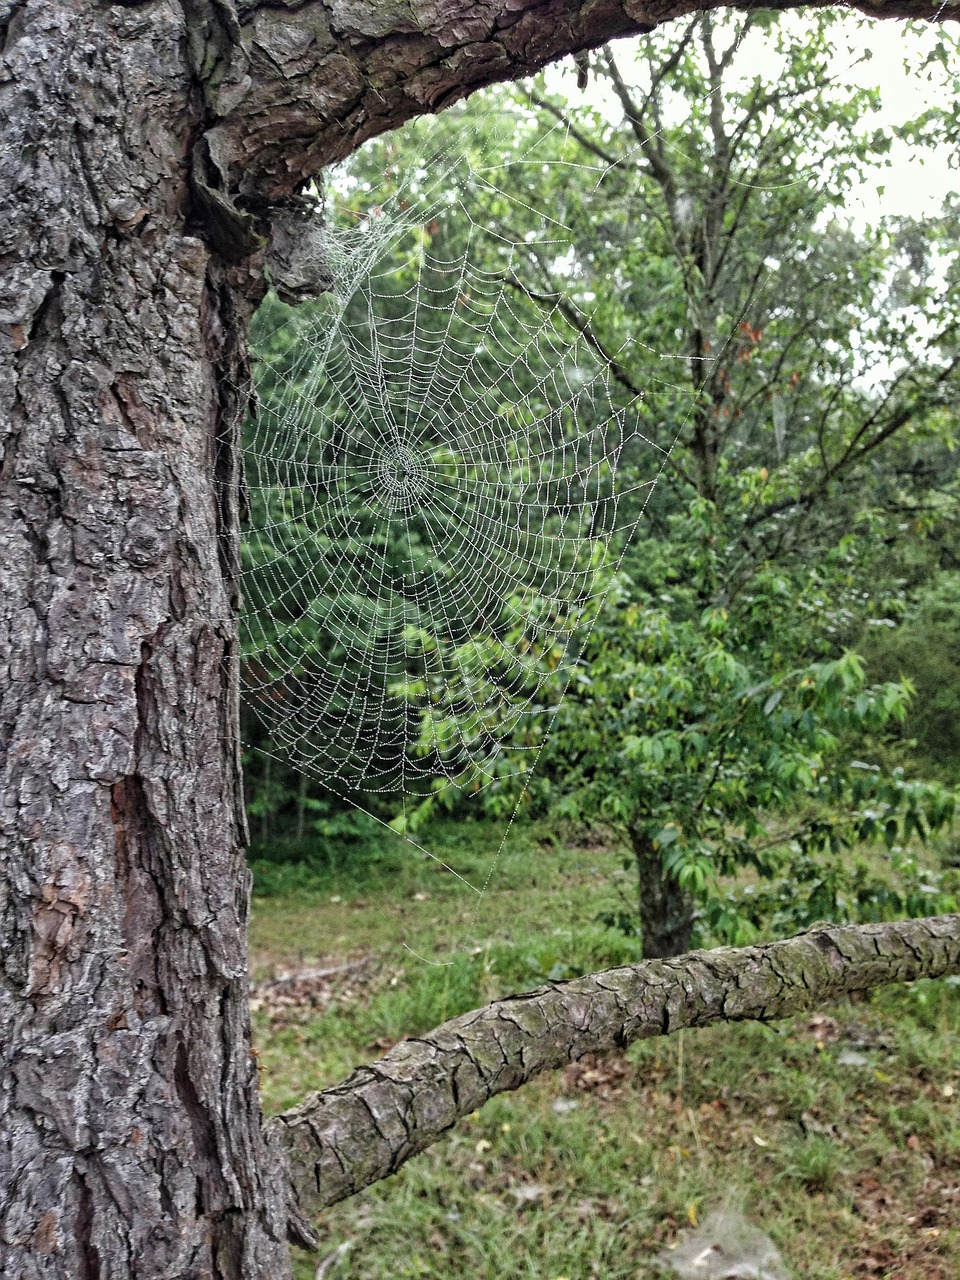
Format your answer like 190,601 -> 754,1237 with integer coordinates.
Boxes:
194,0 -> 959,214
271,913 -> 960,1221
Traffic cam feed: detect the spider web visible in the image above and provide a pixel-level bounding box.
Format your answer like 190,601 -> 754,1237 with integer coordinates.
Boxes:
239,108 -> 693,890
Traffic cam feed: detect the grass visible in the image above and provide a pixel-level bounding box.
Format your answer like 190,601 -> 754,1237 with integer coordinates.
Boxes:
249,821 -> 960,1279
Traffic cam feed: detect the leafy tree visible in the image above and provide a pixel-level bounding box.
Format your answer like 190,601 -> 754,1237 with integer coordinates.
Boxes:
859,568 -> 960,781
536,521 -> 956,954
395,14 -> 960,953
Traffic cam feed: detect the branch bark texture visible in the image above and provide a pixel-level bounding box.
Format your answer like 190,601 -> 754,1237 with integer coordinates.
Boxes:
192,0 -> 958,215
274,914 -> 960,1215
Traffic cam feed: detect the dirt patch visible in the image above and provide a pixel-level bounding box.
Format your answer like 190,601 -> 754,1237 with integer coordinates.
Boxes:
561,1051 -> 633,1101
250,956 -> 391,1027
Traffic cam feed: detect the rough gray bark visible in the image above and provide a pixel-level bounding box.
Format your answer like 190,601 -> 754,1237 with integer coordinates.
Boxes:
1,2 -> 957,1278
0,6 -> 294,1277
275,914 -> 960,1216
184,0 -> 960,218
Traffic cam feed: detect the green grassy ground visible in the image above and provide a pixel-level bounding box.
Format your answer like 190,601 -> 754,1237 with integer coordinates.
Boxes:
249,823 -> 960,1279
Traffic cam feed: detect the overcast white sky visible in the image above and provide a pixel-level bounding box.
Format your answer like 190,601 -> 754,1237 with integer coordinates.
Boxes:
543,14 -> 958,229
820,18 -> 957,224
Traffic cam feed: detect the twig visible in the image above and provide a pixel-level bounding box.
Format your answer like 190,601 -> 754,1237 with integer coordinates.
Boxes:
315,1240 -> 353,1279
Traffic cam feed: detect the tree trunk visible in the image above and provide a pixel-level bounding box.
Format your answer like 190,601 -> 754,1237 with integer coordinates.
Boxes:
632,827 -> 696,958
0,7 -> 292,1276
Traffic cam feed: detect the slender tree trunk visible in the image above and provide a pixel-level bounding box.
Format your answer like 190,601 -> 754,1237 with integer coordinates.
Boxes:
631,826 -> 696,958
0,7 -> 291,1275
295,771 -> 308,843
260,749 -> 273,846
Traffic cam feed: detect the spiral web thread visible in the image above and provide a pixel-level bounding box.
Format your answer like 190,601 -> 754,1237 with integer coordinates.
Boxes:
239,107 -> 699,905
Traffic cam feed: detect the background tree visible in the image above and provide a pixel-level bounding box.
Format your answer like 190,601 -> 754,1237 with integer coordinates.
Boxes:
369,13 -> 960,956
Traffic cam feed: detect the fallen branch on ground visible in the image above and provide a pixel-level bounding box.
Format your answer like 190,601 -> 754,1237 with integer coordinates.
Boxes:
271,913 -> 960,1227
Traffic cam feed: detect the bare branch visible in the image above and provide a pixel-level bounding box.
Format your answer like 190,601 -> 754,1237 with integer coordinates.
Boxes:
632,17 -> 700,121
273,915 -> 960,1220
497,272 -> 698,489
600,45 -> 678,199
745,346 -> 960,532
526,90 -> 628,169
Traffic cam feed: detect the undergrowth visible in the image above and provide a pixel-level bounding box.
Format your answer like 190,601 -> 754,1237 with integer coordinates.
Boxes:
249,824 -> 960,1279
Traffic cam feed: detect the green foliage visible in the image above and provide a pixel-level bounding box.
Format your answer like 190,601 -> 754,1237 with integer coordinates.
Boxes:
494,502 -> 956,944
247,809 -> 396,898
703,843 -> 960,948
857,571 -> 960,780
244,13 -> 960,956
385,15 -> 960,950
